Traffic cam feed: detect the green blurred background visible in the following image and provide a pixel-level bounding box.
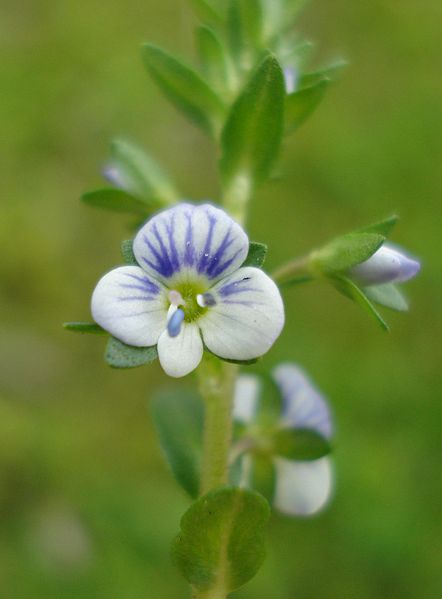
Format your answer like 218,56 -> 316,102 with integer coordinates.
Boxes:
1,0 -> 441,597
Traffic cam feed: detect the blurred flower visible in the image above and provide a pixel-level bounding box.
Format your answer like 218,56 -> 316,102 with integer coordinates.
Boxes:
92,203 -> 284,377
348,243 -> 420,286
233,364 -> 334,517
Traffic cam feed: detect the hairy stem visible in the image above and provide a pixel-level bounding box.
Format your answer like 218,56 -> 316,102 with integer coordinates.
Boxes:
271,255 -> 311,283
198,354 -> 238,495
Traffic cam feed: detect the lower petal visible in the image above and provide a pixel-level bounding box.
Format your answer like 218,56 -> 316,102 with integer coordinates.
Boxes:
199,267 -> 284,361
157,322 -> 203,378
273,457 -> 333,517
91,266 -> 167,346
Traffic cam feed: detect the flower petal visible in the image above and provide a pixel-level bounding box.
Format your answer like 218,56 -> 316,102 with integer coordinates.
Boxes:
199,267 -> 284,361
157,322 -> 203,377
273,457 -> 333,516
91,266 -> 167,346
133,203 -> 249,285
273,363 -> 333,439
349,243 -> 421,286
233,374 -> 261,424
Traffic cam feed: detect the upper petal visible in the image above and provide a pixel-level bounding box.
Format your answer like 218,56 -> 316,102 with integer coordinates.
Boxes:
157,322 -> 203,378
199,267 -> 285,361
133,203 -> 249,285
273,457 -> 333,517
273,363 -> 333,439
91,265 -> 167,346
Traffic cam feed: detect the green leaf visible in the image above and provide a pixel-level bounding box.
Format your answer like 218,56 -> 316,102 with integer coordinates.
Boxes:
249,455 -> 275,503
81,188 -> 149,215
173,486 -> 270,593
196,25 -> 231,93
109,139 -> 177,205
227,0 -> 263,60
333,276 -> 389,331
141,44 -> 226,136
204,346 -> 260,365
273,428 -> 332,461
280,275 -> 314,287
151,389 -> 203,498
364,283 -> 409,312
242,241 -> 268,268
220,54 -> 285,189
188,0 -> 224,26
311,232 -> 385,275
298,59 -> 348,89
63,322 -> 107,335
105,337 -> 158,368
285,79 -> 330,134
357,214 -> 399,237
121,239 -> 138,265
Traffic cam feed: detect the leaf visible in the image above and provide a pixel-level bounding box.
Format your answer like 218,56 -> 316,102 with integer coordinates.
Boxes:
108,139 -> 177,205
298,59 -> 348,88
285,79 -> 330,134
196,25 -> 231,93
188,0 -> 224,26
81,189 -> 150,215
333,276 -> 389,331
141,44 -> 226,136
220,54 -> 285,189
63,322 -> 107,335
227,0 -> 263,60
241,241 -> 268,268
248,455 -> 275,503
311,232 -> 385,275
364,283 -> 409,312
273,428 -> 332,461
280,275 -> 314,287
121,239 -> 138,265
204,346 -> 260,366
105,337 -> 158,368
151,388 -> 203,498
357,214 -> 399,237
173,486 -> 270,593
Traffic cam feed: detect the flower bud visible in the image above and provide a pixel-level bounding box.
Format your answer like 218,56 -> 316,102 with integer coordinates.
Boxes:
349,244 -> 420,286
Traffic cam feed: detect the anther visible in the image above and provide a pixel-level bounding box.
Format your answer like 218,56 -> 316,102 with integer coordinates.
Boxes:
168,290 -> 185,306
196,293 -> 217,308
167,308 -> 185,337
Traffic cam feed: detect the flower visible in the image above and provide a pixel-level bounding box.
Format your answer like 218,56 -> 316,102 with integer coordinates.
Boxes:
91,203 -> 285,377
233,363 -> 333,516
348,243 -> 420,287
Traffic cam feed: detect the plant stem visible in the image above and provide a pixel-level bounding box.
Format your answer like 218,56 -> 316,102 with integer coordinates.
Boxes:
271,255 -> 310,283
198,354 -> 238,495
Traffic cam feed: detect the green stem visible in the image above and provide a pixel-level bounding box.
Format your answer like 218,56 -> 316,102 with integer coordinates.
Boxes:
271,255 -> 310,283
198,354 -> 238,495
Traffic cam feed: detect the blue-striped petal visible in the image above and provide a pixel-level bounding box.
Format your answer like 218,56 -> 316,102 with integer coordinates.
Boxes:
273,363 -> 333,439
132,203 -> 249,285
273,456 -> 333,517
199,267 -> 285,361
91,266 -> 167,346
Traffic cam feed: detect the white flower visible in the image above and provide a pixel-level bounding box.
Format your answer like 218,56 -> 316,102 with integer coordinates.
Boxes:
91,203 -> 285,377
233,364 -> 334,517
349,243 -> 420,286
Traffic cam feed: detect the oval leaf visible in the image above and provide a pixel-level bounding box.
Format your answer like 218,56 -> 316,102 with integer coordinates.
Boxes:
81,188 -> 149,215
220,54 -> 285,189
196,25 -> 231,94
273,428 -> 332,461
333,276 -> 389,331
311,232 -> 385,275
141,44 -> 226,136
120,239 -> 138,265
151,389 -> 203,498
105,337 -> 158,368
173,486 -> 270,594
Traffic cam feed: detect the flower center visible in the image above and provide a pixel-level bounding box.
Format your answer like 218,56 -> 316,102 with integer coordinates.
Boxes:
166,282 -> 216,337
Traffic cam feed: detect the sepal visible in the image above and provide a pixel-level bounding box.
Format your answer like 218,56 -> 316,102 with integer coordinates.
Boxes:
105,337 -> 158,368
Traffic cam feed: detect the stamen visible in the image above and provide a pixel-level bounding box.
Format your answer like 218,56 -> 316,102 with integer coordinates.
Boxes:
167,308 -> 185,337
168,290 -> 185,306
196,292 -> 217,308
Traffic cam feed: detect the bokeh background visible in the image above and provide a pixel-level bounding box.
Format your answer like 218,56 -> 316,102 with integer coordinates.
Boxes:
1,1 -> 441,597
